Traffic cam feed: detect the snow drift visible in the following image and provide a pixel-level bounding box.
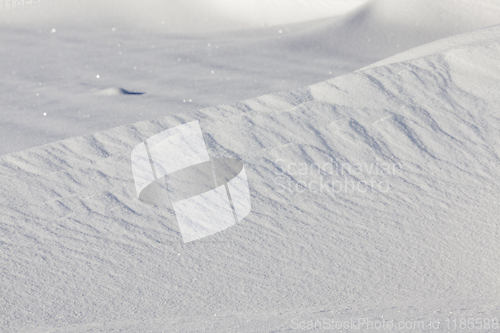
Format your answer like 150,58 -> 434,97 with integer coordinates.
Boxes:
2,0 -> 500,155
1,23 -> 500,331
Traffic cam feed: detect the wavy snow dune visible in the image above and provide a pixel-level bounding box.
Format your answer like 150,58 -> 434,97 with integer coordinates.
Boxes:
2,0 -> 500,155
1,24 -> 500,332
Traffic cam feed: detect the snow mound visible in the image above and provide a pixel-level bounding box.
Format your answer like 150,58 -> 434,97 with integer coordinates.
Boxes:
1,24 -> 500,331
283,0 -> 500,60
2,0 -> 500,156
94,87 -> 145,96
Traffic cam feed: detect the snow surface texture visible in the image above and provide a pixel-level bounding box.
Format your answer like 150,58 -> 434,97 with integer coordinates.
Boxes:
2,18 -> 500,331
2,0 -> 500,154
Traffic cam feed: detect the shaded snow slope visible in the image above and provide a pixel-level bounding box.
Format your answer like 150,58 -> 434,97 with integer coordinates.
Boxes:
281,0 -> 500,64
1,25 -> 500,332
2,0 -> 500,155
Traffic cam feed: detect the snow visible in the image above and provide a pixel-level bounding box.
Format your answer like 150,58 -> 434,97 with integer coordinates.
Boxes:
0,0 -> 369,32
1,0 -> 500,332
2,0 -> 500,155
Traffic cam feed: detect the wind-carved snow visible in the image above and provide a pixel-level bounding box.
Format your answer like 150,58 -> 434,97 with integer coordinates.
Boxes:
1,25 -> 500,331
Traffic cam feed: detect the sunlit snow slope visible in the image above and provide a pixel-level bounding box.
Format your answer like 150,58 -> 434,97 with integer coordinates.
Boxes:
1,24 -> 500,332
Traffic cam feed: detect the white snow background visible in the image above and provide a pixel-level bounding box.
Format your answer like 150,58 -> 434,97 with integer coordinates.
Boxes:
1,0 -> 500,332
